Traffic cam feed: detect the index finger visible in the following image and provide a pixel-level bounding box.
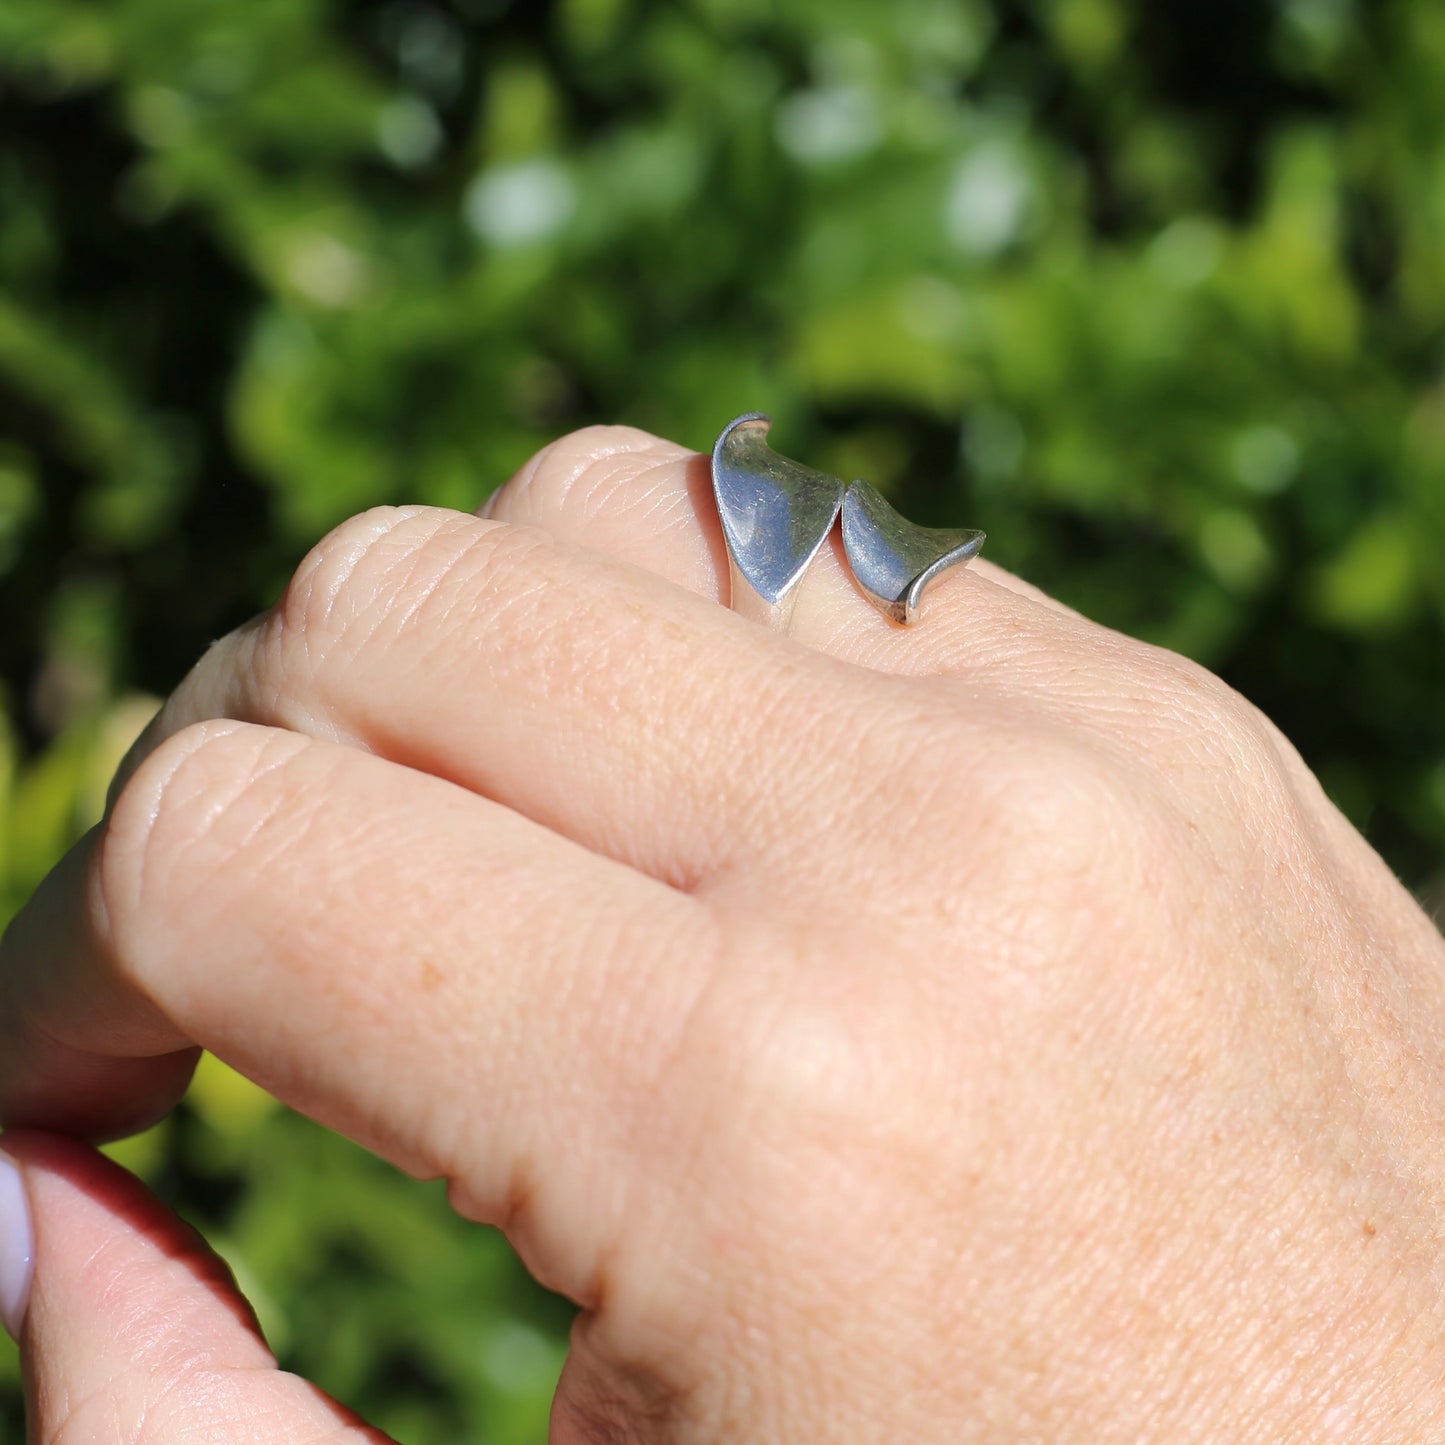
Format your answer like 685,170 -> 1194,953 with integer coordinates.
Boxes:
0,719 -> 721,1308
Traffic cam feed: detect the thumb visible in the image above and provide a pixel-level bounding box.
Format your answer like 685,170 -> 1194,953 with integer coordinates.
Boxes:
0,1131 -> 393,1443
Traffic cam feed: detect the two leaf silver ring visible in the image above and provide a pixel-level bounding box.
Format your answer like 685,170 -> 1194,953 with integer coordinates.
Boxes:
711,413 -> 986,630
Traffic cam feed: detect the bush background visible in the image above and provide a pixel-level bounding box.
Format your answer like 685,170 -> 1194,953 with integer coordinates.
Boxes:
2,0 -> 1443,1437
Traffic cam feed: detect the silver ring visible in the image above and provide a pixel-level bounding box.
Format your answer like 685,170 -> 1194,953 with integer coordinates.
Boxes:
711,414 -> 985,629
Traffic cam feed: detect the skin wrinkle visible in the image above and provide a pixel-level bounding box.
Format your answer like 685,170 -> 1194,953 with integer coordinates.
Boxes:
573,453 -> 681,525
100,720 -> 252,957
522,426 -> 683,509
567,953 -> 804,1416
732,642 -> 917,844
489,576 -> 778,874
237,511 -> 483,758
108,725 -> 311,988
210,747 -> 327,875
141,1368 -> 386,1445
487,907 -> 716,1305
369,518 -> 561,657
632,460 -> 709,533
276,505 -> 444,654
43,1376 -> 131,1445
36,1231 -> 206,1433
276,512 -> 548,706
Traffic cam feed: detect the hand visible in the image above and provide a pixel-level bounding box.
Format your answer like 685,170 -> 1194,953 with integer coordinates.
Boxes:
4,425 -> 1445,1441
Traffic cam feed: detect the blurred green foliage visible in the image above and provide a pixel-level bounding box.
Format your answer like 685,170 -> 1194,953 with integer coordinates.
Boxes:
1,0 -> 1443,1436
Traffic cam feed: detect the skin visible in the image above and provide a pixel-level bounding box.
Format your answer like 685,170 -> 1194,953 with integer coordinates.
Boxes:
3,425 -> 1445,1441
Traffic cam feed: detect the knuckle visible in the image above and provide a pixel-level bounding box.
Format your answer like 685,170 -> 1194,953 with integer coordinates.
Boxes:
1131,645 -> 1256,749
99,720 -> 311,973
747,993 -> 930,1139
258,504 -> 560,715
987,730 -> 1164,893
686,951 -> 951,1216
885,716 -> 1180,962
1131,648 -> 1299,808
846,694 -> 1150,878
789,689 -> 1171,942
276,498 -> 651,725
272,503 -> 458,659
494,424 -> 681,524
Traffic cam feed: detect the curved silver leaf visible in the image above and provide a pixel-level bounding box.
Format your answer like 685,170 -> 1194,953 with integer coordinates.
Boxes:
711,414 -> 845,621
841,478 -> 985,625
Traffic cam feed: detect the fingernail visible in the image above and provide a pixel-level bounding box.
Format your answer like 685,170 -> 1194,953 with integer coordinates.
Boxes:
0,1150 -> 35,1339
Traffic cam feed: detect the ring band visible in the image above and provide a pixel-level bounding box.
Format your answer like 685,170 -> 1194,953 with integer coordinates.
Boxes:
711,414 -> 985,629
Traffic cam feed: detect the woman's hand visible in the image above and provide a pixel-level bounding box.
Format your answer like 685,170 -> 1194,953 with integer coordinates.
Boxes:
4,425 -> 1445,1441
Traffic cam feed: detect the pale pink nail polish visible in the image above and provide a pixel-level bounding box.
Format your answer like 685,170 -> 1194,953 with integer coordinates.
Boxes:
0,1150 -> 34,1339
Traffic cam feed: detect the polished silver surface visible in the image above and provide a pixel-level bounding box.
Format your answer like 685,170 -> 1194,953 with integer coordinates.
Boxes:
711,413 -> 985,628
711,414 -> 844,630
841,478 -> 986,625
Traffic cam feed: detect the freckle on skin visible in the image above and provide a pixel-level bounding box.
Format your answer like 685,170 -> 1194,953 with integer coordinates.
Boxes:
420,960 -> 444,991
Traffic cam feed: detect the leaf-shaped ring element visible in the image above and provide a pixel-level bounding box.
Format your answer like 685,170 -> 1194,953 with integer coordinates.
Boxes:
711,414 -> 986,628
711,414 -> 844,630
